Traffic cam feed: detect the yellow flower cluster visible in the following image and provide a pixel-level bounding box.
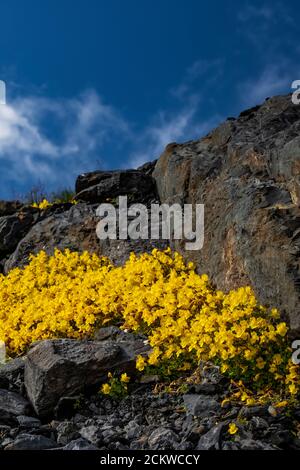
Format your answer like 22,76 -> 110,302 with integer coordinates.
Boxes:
101,372 -> 130,397
32,199 -> 78,210
0,249 -> 113,354
0,247 -> 299,401
32,199 -> 53,210
228,423 -> 238,435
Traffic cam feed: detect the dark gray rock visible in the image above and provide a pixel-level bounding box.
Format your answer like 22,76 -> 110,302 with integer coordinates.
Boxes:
56,421 -> 79,445
183,394 -> 220,417
24,338 -> 148,417
0,389 -> 31,425
147,427 -> 179,450
4,204 -> 98,272
239,405 -> 269,419
94,326 -> 123,341
137,160 -> 157,176
16,415 -> 41,429
4,434 -> 57,450
0,358 -> 25,394
76,170 -> 121,194
63,438 -> 98,450
238,438 -> 277,450
124,420 -> 142,440
196,422 -> 225,450
0,375 -> 8,389
79,425 -> 102,446
75,170 -> 156,204
0,207 -> 39,256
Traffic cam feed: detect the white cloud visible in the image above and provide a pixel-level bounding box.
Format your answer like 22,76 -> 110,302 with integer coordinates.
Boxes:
0,102 -> 58,157
0,90 -> 131,194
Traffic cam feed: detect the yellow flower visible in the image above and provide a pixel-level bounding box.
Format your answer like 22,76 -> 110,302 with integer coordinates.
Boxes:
244,349 -> 255,360
256,357 -> 266,370
289,383 -> 297,395
136,355 -> 146,371
228,423 -> 238,435
221,363 -> 229,373
120,373 -> 130,383
32,199 -> 52,210
275,401 -> 288,408
101,383 -> 111,395
276,323 -> 288,337
246,398 -> 256,406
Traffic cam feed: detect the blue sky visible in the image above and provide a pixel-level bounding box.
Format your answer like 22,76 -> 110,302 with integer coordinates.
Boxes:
0,0 -> 299,199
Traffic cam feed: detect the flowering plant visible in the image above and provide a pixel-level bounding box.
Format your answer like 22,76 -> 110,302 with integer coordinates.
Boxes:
0,248 -> 298,402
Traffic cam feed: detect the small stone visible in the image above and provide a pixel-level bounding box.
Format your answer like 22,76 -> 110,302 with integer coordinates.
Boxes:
0,389 -> 31,425
147,428 -> 178,450
63,438 -> 98,450
268,406 -> 277,417
0,358 -> 25,394
239,438 -> 277,450
56,421 -> 79,445
5,434 -> 57,450
79,425 -> 102,446
183,394 -> 220,417
16,415 -> 41,428
124,420 -> 141,440
196,422 -> 225,450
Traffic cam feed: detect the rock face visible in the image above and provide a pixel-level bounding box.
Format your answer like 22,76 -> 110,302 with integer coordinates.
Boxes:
4,201 -> 167,272
153,95 -> 300,333
4,204 -> 99,272
0,207 -> 39,256
24,337 -> 149,417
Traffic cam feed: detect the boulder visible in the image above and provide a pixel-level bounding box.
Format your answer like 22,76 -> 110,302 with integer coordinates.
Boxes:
75,170 -> 156,204
24,338 -> 149,417
153,94 -> 300,333
75,170 -> 157,204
